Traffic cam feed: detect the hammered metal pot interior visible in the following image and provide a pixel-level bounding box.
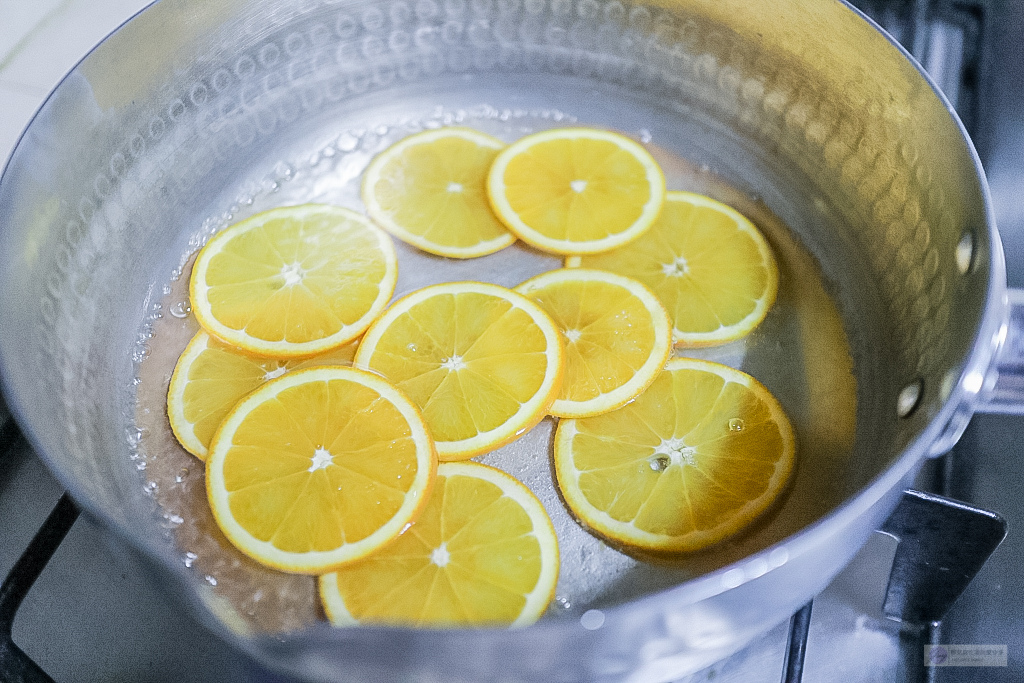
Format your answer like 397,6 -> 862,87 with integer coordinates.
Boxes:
0,0 -> 993,680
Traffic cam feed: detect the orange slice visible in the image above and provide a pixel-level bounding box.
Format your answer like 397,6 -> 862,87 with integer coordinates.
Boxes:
319,461 -> 559,628
567,191 -> 778,346
362,127 -> 516,258
166,331 -> 357,460
190,204 -> 397,358
486,128 -> 665,254
205,366 -> 436,573
515,268 -> 672,418
354,281 -> 563,461
553,357 -> 795,552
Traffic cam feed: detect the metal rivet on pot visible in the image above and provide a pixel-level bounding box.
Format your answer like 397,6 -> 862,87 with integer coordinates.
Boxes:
897,379 -> 924,418
956,230 -> 975,274
940,368 -> 957,401
721,568 -> 744,589
768,547 -> 789,569
744,557 -> 768,580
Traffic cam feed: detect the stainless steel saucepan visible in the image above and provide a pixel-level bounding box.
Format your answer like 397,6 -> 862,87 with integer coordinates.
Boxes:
0,0 -> 1019,680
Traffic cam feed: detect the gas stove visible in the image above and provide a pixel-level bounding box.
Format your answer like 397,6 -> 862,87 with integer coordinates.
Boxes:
1,1 -> 1021,681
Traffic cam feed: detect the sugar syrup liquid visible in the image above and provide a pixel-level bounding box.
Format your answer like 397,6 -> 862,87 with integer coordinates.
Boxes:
133,100 -> 857,634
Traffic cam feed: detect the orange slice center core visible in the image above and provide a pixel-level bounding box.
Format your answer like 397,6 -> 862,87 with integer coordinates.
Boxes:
430,543 -> 451,567
661,257 -> 689,277
280,262 -> 304,286
650,437 -> 697,471
440,354 -> 467,371
308,447 -> 334,473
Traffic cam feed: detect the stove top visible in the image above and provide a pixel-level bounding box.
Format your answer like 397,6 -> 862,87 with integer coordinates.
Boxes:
1,1 -> 1022,681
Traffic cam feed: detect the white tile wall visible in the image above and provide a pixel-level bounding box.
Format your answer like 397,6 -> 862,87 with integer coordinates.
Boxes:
0,0 -> 66,73
0,0 -> 152,164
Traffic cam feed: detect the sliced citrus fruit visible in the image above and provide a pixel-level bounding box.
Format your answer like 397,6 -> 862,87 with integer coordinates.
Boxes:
361,127 -> 516,258
354,281 -> 563,461
205,366 -> 436,574
166,331 -> 358,461
486,127 -> 666,255
319,461 -> 559,629
553,357 -> 795,553
566,191 -> 778,347
515,268 -> 672,418
190,204 -> 397,358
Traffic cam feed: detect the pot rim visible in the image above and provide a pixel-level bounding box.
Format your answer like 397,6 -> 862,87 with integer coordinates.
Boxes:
0,0 -> 1006,663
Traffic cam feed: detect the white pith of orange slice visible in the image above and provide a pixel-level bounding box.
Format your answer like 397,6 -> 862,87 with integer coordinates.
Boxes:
553,357 -> 795,553
566,191 -> 778,347
354,281 -> 564,461
190,204 -> 397,358
166,331 -> 358,460
487,128 -> 666,255
319,461 -> 559,629
205,366 -> 436,574
515,268 -> 672,418
362,127 -> 516,258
